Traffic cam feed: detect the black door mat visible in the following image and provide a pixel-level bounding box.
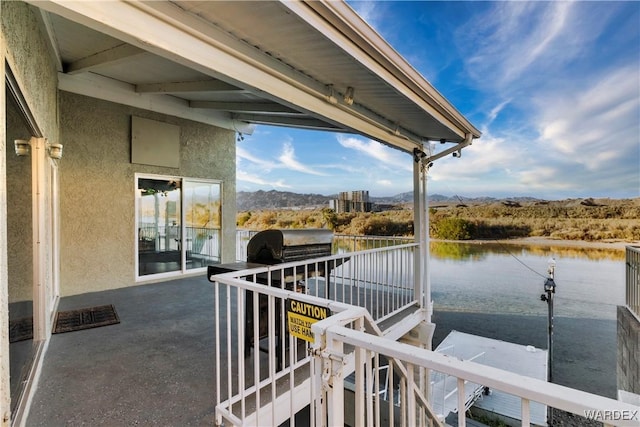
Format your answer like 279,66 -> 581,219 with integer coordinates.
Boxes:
9,317 -> 33,343
53,304 -> 120,334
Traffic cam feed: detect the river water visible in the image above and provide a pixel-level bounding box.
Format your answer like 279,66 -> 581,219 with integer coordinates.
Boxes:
428,241 -> 626,398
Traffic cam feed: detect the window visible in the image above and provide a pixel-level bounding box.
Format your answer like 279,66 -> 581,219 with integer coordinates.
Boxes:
136,174 -> 221,278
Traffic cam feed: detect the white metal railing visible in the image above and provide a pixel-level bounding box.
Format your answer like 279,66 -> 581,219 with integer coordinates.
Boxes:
235,230 -> 412,262
213,242 -> 640,427
430,348 -> 486,420
333,234 -> 414,253
211,244 -> 423,426
313,307 -> 640,427
233,231 -> 419,320
311,308 -> 441,427
213,274 -> 328,426
626,246 -> 640,319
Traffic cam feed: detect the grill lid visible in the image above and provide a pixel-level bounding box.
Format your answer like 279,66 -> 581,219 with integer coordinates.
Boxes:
247,229 -> 333,263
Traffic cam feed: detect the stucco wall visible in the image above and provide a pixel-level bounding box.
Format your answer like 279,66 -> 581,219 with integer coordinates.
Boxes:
59,91 -> 236,296
3,0 -> 58,307
617,306 -> 640,395
2,1 -> 58,140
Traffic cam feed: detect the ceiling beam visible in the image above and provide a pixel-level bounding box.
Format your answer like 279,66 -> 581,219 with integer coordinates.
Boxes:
65,43 -> 147,74
38,10 -> 64,72
136,79 -> 245,94
190,101 -> 302,115
234,114 -> 343,131
58,72 -> 255,134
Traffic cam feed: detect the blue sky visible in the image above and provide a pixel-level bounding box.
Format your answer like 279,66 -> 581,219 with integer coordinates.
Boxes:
236,1 -> 639,199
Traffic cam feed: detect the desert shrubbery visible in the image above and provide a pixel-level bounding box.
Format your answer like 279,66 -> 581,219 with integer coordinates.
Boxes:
431,217 -> 475,240
237,198 -> 640,241
427,199 -> 640,241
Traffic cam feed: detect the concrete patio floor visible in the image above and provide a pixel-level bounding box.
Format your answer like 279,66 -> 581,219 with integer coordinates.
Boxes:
26,275 -> 217,426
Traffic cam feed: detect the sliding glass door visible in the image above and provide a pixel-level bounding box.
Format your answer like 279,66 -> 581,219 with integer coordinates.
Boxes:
136,175 -> 221,278
184,180 -> 221,270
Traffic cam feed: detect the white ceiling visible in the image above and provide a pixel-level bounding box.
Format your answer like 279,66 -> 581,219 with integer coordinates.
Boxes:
32,0 -> 480,155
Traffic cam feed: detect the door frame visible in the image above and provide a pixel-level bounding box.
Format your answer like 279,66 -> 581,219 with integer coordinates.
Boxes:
5,62 -> 60,426
135,173 -> 223,281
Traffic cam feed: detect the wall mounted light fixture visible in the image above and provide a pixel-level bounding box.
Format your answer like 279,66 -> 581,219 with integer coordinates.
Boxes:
14,139 -> 30,156
47,142 -> 63,159
326,85 -> 338,104
343,86 -> 355,105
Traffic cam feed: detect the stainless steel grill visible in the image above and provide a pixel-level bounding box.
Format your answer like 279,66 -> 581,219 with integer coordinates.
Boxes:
208,229 -> 335,368
246,229 -> 333,265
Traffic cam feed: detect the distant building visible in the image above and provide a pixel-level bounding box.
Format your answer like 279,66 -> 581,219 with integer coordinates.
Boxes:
330,190 -> 372,213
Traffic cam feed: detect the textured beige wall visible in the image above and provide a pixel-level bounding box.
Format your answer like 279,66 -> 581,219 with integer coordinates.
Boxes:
2,2 -> 59,140
3,0 -> 59,307
59,92 -> 236,296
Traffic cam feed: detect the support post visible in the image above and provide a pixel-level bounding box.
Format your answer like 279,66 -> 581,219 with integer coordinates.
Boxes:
324,337 -> 345,427
413,149 -> 431,322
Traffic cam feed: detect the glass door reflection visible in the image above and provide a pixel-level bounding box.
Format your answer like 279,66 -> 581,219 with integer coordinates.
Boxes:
137,177 -> 182,276
184,180 -> 221,270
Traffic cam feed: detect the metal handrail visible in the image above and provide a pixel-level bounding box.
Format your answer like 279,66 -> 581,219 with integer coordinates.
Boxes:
212,243 -> 640,427
317,314 -> 640,427
211,243 -> 422,426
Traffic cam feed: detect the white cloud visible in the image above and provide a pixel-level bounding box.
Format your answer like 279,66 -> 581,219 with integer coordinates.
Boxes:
535,66 -> 640,172
237,170 -> 291,189
337,135 -> 412,172
446,2 -> 640,198
237,138 -> 328,177
487,99 -> 512,126
236,146 -> 276,171
278,142 -> 327,176
429,132 -> 523,183
460,2 -> 580,90
349,1 -> 382,29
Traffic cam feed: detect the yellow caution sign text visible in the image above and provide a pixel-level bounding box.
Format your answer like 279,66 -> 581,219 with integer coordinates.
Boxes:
286,299 -> 330,343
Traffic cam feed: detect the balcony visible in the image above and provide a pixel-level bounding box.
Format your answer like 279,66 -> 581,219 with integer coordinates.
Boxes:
210,234 -> 638,427
23,236 -> 638,426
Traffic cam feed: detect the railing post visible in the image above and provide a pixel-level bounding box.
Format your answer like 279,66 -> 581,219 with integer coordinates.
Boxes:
355,319 -> 366,427
324,336 -> 345,427
311,345 -> 324,427
456,378 -> 466,427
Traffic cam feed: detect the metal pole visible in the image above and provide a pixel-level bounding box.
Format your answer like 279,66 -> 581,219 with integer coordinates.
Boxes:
547,286 -> 554,383
541,258 -> 556,425
548,259 -> 555,383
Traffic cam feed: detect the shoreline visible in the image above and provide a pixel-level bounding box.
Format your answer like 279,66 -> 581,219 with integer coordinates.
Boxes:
433,236 -> 640,251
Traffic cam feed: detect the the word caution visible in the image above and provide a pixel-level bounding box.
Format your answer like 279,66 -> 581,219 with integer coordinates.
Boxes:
286,299 -> 330,343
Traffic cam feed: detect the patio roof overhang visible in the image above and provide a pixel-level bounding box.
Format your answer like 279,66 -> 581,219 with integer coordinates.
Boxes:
27,0 -> 480,156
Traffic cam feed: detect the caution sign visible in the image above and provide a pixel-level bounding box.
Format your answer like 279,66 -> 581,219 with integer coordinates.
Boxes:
286,299 -> 330,343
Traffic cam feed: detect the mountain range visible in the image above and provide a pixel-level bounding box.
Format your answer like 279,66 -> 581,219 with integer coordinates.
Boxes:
236,190 -> 540,211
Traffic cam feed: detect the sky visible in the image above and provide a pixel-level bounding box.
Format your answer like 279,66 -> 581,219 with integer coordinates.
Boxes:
236,1 -> 640,200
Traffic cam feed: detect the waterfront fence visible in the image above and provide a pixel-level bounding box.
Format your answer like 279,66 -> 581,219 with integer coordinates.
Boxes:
211,243 -> 422,426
